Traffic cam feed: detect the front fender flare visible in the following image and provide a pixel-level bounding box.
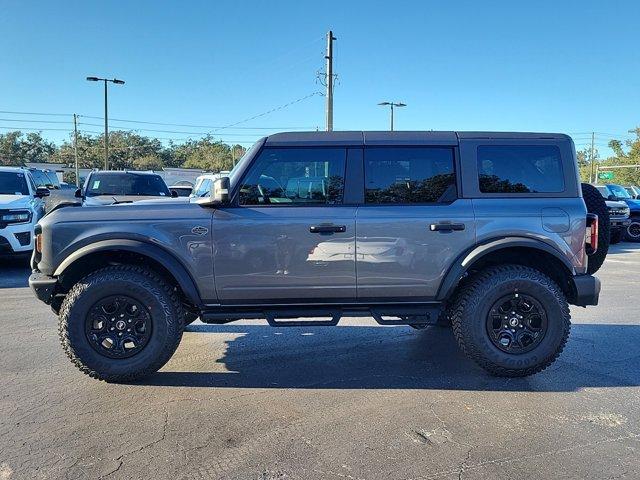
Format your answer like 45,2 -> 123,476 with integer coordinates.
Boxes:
53,239 -> 201,307
436,237 -> 576,301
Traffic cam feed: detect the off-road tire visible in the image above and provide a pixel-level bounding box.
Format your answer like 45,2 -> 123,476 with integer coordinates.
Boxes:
625,217 -> 640,243
58,265 -> 184,383
451,264 -> 570,377
610,229 -> 623,245
581,183 -> 610,274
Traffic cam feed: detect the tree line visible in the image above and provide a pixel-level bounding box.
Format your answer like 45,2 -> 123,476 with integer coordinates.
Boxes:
577,127 -> 640,185
0,130 -> 247,173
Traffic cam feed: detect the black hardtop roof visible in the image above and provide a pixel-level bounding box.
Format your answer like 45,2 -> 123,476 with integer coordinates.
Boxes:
264,131 -> 571,146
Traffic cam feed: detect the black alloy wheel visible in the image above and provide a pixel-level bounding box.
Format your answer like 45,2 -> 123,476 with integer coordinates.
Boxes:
85,295 -> 152,359
486,293 -> 547,354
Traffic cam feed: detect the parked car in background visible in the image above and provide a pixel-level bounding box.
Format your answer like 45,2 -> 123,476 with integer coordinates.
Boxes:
59,182 -> 77,191
0,166 -> 49,255
168,183 -> 193,197
28,168 -> 60,190
76,171 -> 177,206
190,172 -> 228,198
625,185 -> 640,199
596,184 -> 640,242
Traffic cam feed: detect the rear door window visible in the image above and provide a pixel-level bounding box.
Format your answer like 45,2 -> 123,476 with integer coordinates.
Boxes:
478,145 -> 564,193
364,147 -> 457,204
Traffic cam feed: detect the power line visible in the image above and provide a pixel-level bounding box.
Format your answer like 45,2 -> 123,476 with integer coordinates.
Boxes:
78,116 -> 314,130
0,118 -> 72,124
77,122 -> 270,136
0,110 -> 72,117
211,91 -> 323,133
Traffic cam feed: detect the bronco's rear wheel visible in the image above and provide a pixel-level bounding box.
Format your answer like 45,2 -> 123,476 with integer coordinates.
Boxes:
58,265 -> 184,382
451,264 -> 570,377
581,183 -> 610,274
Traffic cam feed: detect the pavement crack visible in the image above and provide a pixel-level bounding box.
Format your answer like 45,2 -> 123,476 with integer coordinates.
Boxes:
99,459 -> 123,479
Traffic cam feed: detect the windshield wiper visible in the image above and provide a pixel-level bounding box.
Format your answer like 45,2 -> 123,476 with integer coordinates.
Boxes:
110,197 -> 133,205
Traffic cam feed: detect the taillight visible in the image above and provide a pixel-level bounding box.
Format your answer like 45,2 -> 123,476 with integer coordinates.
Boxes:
586,213 -> 598,254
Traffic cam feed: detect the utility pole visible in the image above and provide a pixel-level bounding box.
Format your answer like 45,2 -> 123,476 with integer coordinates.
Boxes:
590,132 -> 596,183
73,114 -> 79,187
325,30 -> 336,131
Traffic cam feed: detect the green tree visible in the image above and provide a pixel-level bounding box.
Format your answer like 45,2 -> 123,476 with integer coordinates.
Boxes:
133,154 -> 164,171
0,131 -> 56,165
181,136 -> 234,172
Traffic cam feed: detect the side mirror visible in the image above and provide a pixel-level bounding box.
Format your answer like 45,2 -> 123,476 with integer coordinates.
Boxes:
212,177 -> 230,204
35,187 -> 50,198
74,188 -> 83,199
170,189 -> 179,198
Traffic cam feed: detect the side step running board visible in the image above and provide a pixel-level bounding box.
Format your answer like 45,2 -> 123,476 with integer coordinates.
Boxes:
265,309 -> 341,327
201,304 -> 443,327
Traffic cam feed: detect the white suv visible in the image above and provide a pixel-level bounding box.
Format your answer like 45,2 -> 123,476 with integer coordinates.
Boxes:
0,167 -> 49,255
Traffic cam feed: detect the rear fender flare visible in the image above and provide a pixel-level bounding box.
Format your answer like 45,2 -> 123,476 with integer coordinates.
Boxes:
437,237 -> 576,301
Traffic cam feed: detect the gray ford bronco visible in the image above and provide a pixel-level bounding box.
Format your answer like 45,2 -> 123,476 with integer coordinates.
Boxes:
29,131 -> 602,382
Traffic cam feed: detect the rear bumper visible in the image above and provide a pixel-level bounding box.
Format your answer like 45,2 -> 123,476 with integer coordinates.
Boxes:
572,274 -> 600,307
29,272 -> 58,305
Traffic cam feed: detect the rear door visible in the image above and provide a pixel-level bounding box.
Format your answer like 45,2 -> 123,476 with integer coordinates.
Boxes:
212,146 -> 357,304
355,146 -> 476,301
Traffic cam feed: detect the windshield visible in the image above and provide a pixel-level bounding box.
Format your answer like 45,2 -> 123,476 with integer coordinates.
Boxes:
228,139 -> 265,187
608,184 -> 631,199
0,172 -> 30,195
44,171 -> 60,188
85,173 -> 171,197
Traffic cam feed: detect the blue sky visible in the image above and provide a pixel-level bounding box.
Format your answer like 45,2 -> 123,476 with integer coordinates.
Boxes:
1,0 -> 639,155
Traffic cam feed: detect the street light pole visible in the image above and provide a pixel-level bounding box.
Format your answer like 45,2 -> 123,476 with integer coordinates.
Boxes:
104,80 -> 108,170
86,76 -> 125,170
378,101 -> 406,131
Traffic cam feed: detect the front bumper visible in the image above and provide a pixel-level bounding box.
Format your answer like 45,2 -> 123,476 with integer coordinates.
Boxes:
0,221 -> 35,254
29,272 -> 58,305
572,274 -> 601,307
610,217 -> 631,229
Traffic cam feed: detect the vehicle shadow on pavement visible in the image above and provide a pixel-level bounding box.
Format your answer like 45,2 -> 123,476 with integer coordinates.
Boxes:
141,322 -> 640,392
607,241 -> 640,255
0,256 -> 31,288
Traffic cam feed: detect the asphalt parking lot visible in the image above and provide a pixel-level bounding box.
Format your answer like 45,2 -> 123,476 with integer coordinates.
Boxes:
1,244 -> 640,480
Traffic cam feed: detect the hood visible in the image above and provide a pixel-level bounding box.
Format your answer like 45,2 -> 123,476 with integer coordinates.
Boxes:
82,195 -> 170,206
622,198 -> 640,211
0,194 -> 32,209
605,200 -> 627,208
133,197 -> 191,205
40,198 -> 209,228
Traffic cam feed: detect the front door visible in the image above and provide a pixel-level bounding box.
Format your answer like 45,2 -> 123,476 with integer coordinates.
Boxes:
213,146 -> 356,304
355,146 -> 476,301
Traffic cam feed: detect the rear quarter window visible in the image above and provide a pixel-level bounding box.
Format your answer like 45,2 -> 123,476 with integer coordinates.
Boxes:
478,145 -> 564,194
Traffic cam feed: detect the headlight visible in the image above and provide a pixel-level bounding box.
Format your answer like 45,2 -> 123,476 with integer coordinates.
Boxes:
0,210 -> 32,224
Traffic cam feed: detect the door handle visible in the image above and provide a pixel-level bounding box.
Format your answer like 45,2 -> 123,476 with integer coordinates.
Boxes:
430,222 -> 465,232
309,224 -> 347,234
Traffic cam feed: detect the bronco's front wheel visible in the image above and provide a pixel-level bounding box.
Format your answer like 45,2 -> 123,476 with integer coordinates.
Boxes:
451,265 -> 570,377
58,265 -> 184,382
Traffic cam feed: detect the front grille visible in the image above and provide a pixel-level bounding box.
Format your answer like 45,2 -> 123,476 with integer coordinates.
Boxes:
609,208 -> 629,217
14,231 -> 31,246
